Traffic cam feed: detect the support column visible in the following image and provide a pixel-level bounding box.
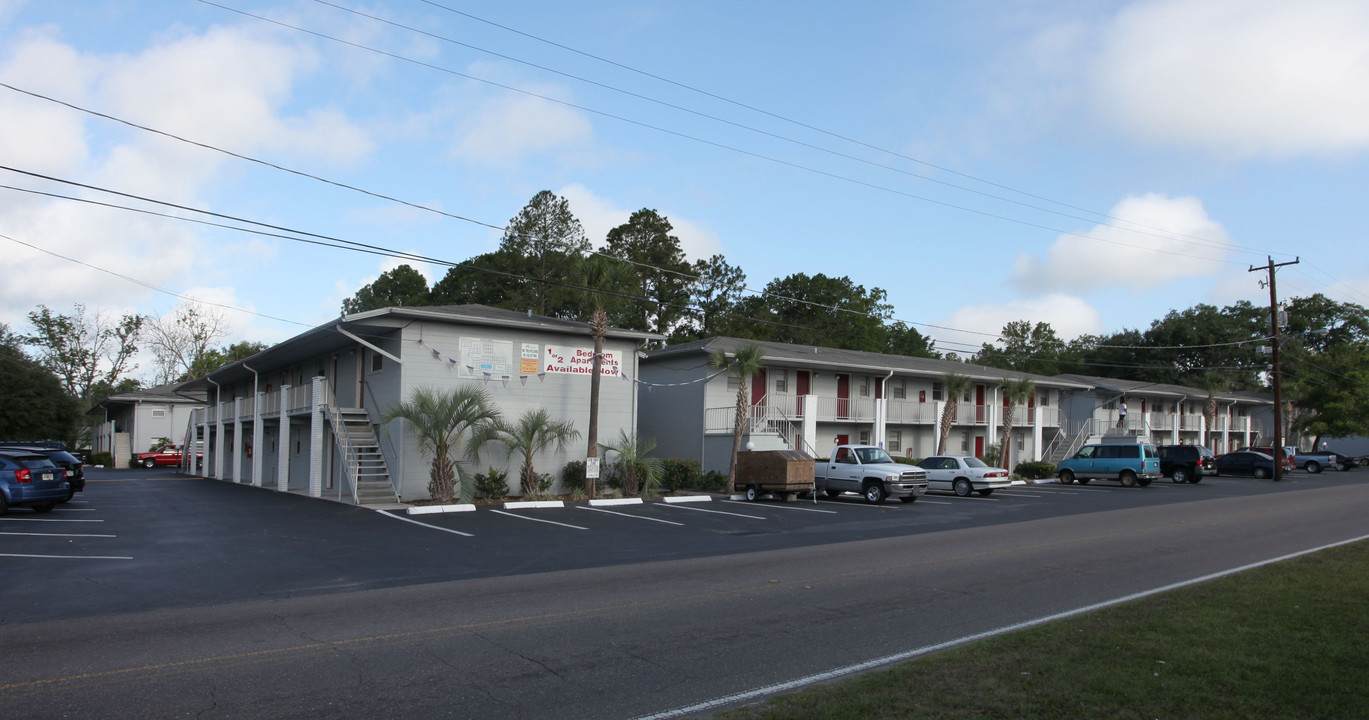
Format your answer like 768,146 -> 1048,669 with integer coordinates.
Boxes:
251,392 -> 265,487
232,397 -> 243,484
309,377 -> 324,498
214,403 -> 225,480
278,385 -> 291,492
1031,410 -> 1043,462
873,398 -> 887,450
800,394 -> 818,457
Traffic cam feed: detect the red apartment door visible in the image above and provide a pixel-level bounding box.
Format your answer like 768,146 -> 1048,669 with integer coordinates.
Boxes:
975,385 -> 986,423
796,371 -> 811,416
751,369 -> 767,407
974,436 -> 984,457
836,374 -> 850,419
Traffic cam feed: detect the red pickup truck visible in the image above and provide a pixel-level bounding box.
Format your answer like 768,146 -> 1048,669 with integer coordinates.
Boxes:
133,446 -> 187,468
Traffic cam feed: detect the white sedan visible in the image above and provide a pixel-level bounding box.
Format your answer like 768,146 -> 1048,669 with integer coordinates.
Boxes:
916,456 -> 1014,497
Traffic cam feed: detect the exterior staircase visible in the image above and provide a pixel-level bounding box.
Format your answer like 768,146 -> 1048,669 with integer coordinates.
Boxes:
337,409 -> 397,504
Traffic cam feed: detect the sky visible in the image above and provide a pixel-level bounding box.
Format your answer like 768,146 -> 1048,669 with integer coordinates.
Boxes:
2,0 -> 1367,382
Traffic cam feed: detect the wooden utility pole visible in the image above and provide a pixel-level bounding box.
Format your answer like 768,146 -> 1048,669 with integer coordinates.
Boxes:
1249,256 -> 1299,481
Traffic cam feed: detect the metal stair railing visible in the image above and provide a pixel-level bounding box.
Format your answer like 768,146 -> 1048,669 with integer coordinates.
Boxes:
318,383 -> 362,505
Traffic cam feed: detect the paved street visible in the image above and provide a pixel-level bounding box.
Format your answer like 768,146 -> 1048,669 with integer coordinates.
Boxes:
2,467 -> 1366,718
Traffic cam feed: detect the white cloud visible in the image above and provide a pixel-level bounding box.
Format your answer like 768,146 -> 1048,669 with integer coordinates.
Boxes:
1010,193 -> 1230,295
560,183 -> 721,261
933,294 -> 1104,354
1091,0 -> 1369,157
449,89 -> 593,166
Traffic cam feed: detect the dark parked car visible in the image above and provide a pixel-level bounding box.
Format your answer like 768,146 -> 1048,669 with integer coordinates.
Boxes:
0,445 -> 83,500
1158,444 -> 1214,484
1215,450 -> 1276,479
0,450 -> 70,514
1236,446 -> 1296,472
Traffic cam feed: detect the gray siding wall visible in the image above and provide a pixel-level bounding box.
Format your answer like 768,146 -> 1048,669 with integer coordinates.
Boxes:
390,322 -> 644,500
638,355 -> 707,466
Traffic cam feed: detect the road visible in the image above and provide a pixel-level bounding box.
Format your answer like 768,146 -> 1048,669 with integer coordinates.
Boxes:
2,469 -> 1366,718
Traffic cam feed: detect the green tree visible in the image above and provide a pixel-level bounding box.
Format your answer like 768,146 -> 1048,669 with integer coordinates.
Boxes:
708,342 -> 766,495
677,254 -> 748,342
470,408 -> 581,497
430,251 -> 518,308
186,341 -> 271,380
0,323 -> 82,442
498,190 -> 590,318
1281,295 -> 1369,444
999,376 -> 1036,471
936,373 -> 972,455
977,321 -> 1066,375
602,209 -> 693,337
883,320 -> 939,359
380,386 -> 501,503
24,303 -> 143,405
145,302 -> 229,384
599,430 -> 662,497
751,273 -> 894,352
574,256 -> 636,496
342,264 -> 432,314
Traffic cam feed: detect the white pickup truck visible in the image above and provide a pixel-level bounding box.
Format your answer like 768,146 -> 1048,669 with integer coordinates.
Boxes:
815,445 -> 928,504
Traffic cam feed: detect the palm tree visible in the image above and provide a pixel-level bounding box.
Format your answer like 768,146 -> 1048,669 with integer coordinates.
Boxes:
470,408 -> 581,497
1199,372 -> 1228,450
708,342 -> 766,495
937,373 -> 972,455
599,429 -> 662,497
380,386 -> 501,503
999,376 -> 1036,473
576,256 -> 634,497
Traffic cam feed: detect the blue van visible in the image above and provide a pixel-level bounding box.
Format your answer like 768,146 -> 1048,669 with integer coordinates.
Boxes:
1056,443 -> 1161,487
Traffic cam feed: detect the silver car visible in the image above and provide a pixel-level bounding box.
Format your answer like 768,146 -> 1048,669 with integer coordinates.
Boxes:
916,455 -> 1014,497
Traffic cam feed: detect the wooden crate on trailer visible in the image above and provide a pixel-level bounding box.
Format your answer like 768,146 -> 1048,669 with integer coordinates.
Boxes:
736,449 -> 815,500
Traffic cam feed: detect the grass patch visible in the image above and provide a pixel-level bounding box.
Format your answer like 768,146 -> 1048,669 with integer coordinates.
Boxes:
715,541 -> 1369,719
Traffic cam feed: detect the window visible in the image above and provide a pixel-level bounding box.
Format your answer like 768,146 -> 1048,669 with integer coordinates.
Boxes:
963,389 -> 971,402
371,352 -> 383,372
858,378 -> 870,397
932,383 -> 943,401
1038,391 -> 1050,407
960,432 -> 969,452
1017,434 -> 1024,450
151,408 -> 166,418
888,430 -> 902,452
859,430 -> 870,445
892,378 -> 906,399
775,369 -> 788,393
727,374 -> 741,391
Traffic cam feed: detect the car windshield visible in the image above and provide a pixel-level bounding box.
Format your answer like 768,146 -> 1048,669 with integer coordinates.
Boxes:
964,457 -> 988,468
856,448 -> 894,464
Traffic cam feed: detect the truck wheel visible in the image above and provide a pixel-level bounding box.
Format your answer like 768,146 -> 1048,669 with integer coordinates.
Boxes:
863,482 -> 887,504
1120,470 -> 1138,488
1305,461 -> 1322,474
953,478 -> 973,497
1058,470 -> 1075,484
744,485 -> 761,502
1171,468 -> 1188,484
142,458 -> 156,468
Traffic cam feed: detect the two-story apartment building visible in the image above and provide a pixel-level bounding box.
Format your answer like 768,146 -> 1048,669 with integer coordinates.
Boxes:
178,305 -> 659,503
89,384 -> 207,467
638,338 -> 1093,474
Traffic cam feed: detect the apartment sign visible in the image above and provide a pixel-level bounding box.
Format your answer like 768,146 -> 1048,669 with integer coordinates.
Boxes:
544,345 -> 620,376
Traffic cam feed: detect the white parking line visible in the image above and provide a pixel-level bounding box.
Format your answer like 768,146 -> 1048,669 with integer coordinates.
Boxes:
577,506 -> 685,525
0,518 -> 104,523
0,531 -> 116,538
721,500 -> 837,514
53,507 -> 97,511
916,499 -> 953,505
377,509 -> 473,537
993,492 -> 1043,498
0,553 -> 131,560
490,509 -> 588,530
661,504 -> 768,520
814,499 -> 905,509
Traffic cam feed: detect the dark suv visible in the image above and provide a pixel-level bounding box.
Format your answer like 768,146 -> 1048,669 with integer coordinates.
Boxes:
1158,444 -> 1214,484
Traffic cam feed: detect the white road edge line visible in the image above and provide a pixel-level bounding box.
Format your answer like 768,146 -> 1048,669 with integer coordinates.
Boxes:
489,509 -> 588,530
634,532 -> 1369,720
0,518 -> 104,522
721,500 -> 837,514
377,509 -> 473,537
576,506 -> 684,525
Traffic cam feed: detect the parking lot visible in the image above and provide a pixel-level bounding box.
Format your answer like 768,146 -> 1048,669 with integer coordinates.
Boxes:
1,464 -> 1362,624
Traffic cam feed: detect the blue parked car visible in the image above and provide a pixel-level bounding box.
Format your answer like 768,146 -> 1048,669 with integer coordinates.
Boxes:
1056,442 -> 1161,487
0,450 -> 70,514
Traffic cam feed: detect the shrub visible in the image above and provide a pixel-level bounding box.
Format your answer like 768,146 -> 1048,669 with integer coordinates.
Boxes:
660,458 -> 702,491
1014,461 -> 1056,480
562,460 -> 587,493
473,467 -> 509,500
981,443 -> 1003,467
701,470 -> 728,492
91,451 -> 112,467
893,456 -> 921,465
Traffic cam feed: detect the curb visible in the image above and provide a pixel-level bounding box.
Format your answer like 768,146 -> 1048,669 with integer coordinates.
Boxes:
589,498 -> 643,507
663,495 -> 713,504
406,504 -> 476,515
504,500 -> 566,509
